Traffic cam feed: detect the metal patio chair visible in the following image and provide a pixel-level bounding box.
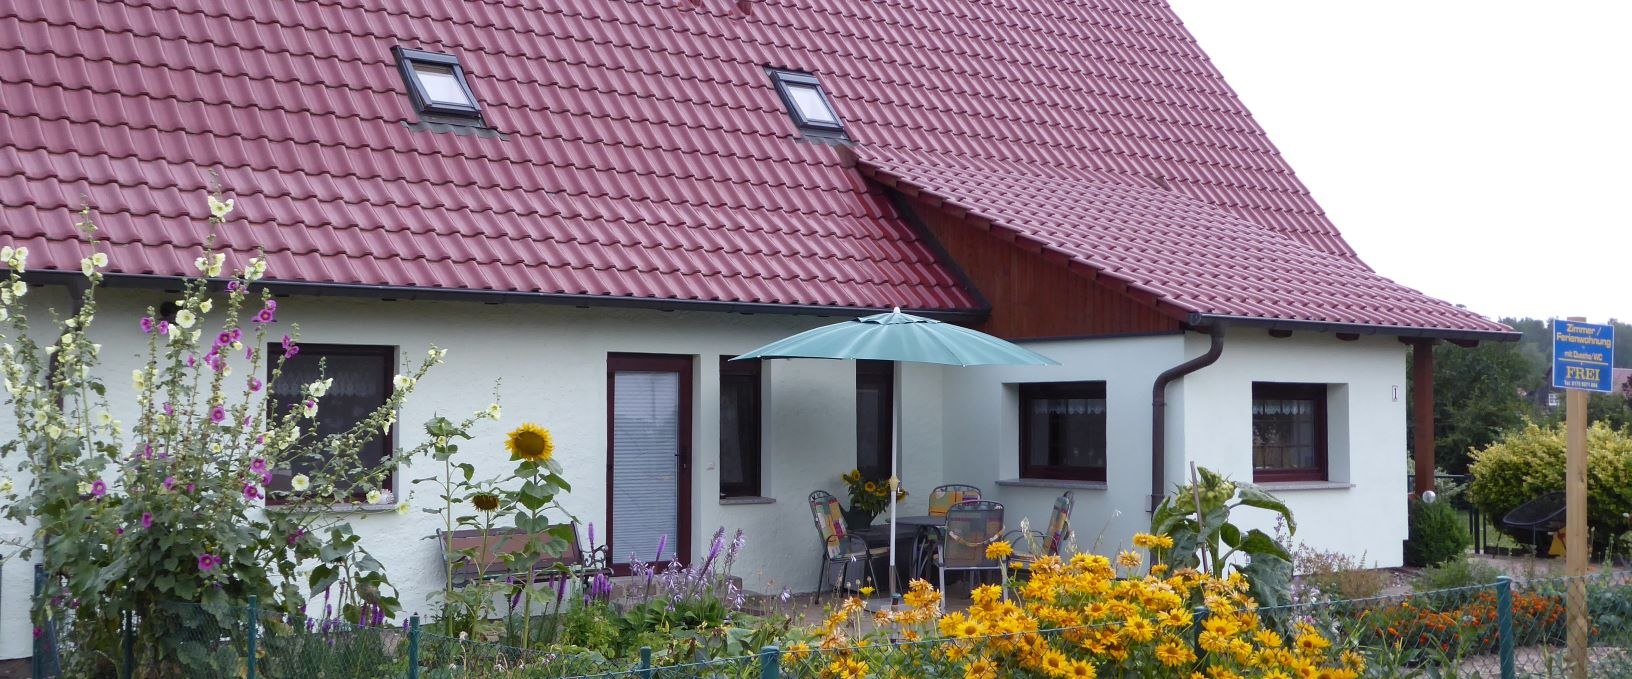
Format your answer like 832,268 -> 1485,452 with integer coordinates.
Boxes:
1004,490 -> 1075,567
935,500 -> 1006,595
809,490 -> 885,603
916,484 -> 984,576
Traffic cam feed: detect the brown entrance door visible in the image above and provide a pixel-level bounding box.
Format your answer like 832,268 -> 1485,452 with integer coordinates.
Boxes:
606,354 -> 692,571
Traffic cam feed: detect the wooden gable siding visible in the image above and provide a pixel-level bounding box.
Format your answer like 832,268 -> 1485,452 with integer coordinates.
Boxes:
903,197 -> 1182,340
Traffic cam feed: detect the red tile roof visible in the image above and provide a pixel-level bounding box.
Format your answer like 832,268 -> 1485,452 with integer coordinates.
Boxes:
0,0 -> 1507,334
857,148 -> 1512,334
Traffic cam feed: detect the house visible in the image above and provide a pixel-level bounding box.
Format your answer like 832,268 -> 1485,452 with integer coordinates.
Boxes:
0,0 -> 1513,657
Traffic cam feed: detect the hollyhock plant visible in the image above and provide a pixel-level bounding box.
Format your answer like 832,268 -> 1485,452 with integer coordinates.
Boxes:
0,196 -> 488,677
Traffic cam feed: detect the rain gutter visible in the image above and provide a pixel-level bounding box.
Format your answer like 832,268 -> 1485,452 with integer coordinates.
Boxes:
14,271 -> 990,325
1150,323 -> 1226,512
1186,313 -> 1519,344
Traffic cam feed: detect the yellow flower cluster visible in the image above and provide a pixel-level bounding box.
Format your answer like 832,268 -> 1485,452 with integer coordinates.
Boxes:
792,535 -> 1361,679
840,469 -> 907,516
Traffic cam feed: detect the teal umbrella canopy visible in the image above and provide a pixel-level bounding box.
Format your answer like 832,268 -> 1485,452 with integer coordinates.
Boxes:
732,308 -> 1057,367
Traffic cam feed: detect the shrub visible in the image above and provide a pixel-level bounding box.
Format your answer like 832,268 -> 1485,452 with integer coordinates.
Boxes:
1467,422 -> 1632,548
1404,497 -> 1471,567
1295,546 -> 1391,600
1412,555 -> 1501,592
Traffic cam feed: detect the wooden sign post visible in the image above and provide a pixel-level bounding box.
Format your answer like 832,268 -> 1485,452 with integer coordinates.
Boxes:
1551,316 -> 1614,679
1565,375 -> 1586,679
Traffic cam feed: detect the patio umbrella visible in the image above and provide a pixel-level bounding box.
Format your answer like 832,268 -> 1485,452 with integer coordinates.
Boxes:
733,308 -> 1057,597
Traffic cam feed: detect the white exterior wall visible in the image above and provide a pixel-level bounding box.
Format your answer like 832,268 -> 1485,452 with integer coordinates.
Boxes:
941,334 -> 1185,555
1175,332 -> 1410,567
0,289 -> 949,659
0,284 -> 1410,661
940,331 -> 1410,569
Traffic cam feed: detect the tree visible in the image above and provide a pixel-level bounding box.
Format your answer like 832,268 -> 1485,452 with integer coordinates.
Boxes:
1409,340 -> 1539,475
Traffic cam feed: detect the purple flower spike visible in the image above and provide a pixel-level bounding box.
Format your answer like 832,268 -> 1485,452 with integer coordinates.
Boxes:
588,522 -> 596,547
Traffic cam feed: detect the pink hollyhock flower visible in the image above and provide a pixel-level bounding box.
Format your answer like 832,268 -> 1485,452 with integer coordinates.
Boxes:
91,479 -> 107,498
197,553 -> 218,572
249,377 -> 263,392
140,512 -> 153,529
281,334 -> 299,357
255,309 -> 275,324
162,476 -> 176,490
156,320 -> 169,336
243,483 -> 260,501
139,317 -> 154,333
250,458 -> 267,475
210,405 -> 226,424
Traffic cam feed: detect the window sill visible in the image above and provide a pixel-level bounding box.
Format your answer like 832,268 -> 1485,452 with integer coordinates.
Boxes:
266,502 -> 400,514
996,478 -> 1107,491
1254,481 -> 1354,492
720,496 -> 776,506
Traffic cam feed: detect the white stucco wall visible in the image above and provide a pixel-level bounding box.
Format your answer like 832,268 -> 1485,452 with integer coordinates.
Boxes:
0,288 -> 950,659
939,330 -> 1410,570
0,283 -> 1412,661
1175,332 -> 1410,568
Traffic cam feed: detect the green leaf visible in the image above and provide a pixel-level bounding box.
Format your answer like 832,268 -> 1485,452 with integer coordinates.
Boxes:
1219,522 -> 1242,549
1235,528 -> 1291,562
1235,483 -> 1296,534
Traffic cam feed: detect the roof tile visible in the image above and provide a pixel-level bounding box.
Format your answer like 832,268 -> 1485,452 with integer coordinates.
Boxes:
0,0 -> 1500,329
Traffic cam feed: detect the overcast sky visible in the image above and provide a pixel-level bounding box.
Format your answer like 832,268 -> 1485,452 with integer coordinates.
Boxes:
1168,1 -> 1630,325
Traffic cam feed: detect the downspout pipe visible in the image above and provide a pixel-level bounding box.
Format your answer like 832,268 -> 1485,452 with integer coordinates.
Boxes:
1150,323 -> 1226,511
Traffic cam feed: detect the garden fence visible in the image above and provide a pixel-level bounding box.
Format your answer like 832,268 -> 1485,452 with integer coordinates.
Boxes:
30,569 -> 1632,679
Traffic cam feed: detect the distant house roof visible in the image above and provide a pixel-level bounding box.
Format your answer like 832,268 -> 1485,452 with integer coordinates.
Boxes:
0,0 -> 1509,336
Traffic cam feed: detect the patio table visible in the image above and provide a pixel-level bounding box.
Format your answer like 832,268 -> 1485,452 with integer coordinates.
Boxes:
889,515 -> 950,579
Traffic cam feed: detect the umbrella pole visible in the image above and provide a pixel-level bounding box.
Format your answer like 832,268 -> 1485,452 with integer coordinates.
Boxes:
888,361 -> 902,599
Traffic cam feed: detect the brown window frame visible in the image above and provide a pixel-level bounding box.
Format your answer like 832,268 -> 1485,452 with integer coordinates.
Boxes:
719,357 -> 763,498
265,343 -> 396,504
1018,381 -> 1108,482
1250,382 -> 1328,482
855,360 -> 895,480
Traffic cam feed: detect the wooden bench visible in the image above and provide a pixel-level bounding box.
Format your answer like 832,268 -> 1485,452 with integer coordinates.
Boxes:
438,524 -> 610,587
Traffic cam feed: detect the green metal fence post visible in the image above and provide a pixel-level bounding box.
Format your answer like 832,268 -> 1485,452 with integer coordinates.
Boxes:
122,609 -> 134,679
246,595 -> 258,679
1496,576 -> 1515,679
408,614 -> 422,679
639,646 -> 653,679
760,646 -> 781,679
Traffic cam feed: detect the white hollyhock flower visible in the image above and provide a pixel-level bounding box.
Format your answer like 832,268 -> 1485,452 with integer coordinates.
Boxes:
174,309 -> 196,329
0,478 -> 12,494
290,474 -> 310,492
198,298 -> 213,314
392,374 -> 415,391
365,489 -> 383,505
90,252 -> 108,267
309,378 -> 333,398
208,195 -> 235,219
395,499 -> 411,516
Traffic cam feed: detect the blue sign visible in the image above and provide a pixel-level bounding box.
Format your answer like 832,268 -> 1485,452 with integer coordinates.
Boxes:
1552,320 -> 1615,392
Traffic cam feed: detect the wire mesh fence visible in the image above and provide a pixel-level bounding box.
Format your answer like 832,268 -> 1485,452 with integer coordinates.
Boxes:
24,569 -> 1632,679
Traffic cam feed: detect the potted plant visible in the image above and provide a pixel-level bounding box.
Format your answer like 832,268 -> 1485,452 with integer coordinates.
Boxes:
840,469 -> 905,528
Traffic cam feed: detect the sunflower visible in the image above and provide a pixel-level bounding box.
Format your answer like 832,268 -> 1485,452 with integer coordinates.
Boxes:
471,492 -> 500,512
505,423 -> 555,462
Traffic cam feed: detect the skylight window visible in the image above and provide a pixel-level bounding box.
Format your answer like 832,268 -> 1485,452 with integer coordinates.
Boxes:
393,47 -> 482,122
769,70 -> 845,137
